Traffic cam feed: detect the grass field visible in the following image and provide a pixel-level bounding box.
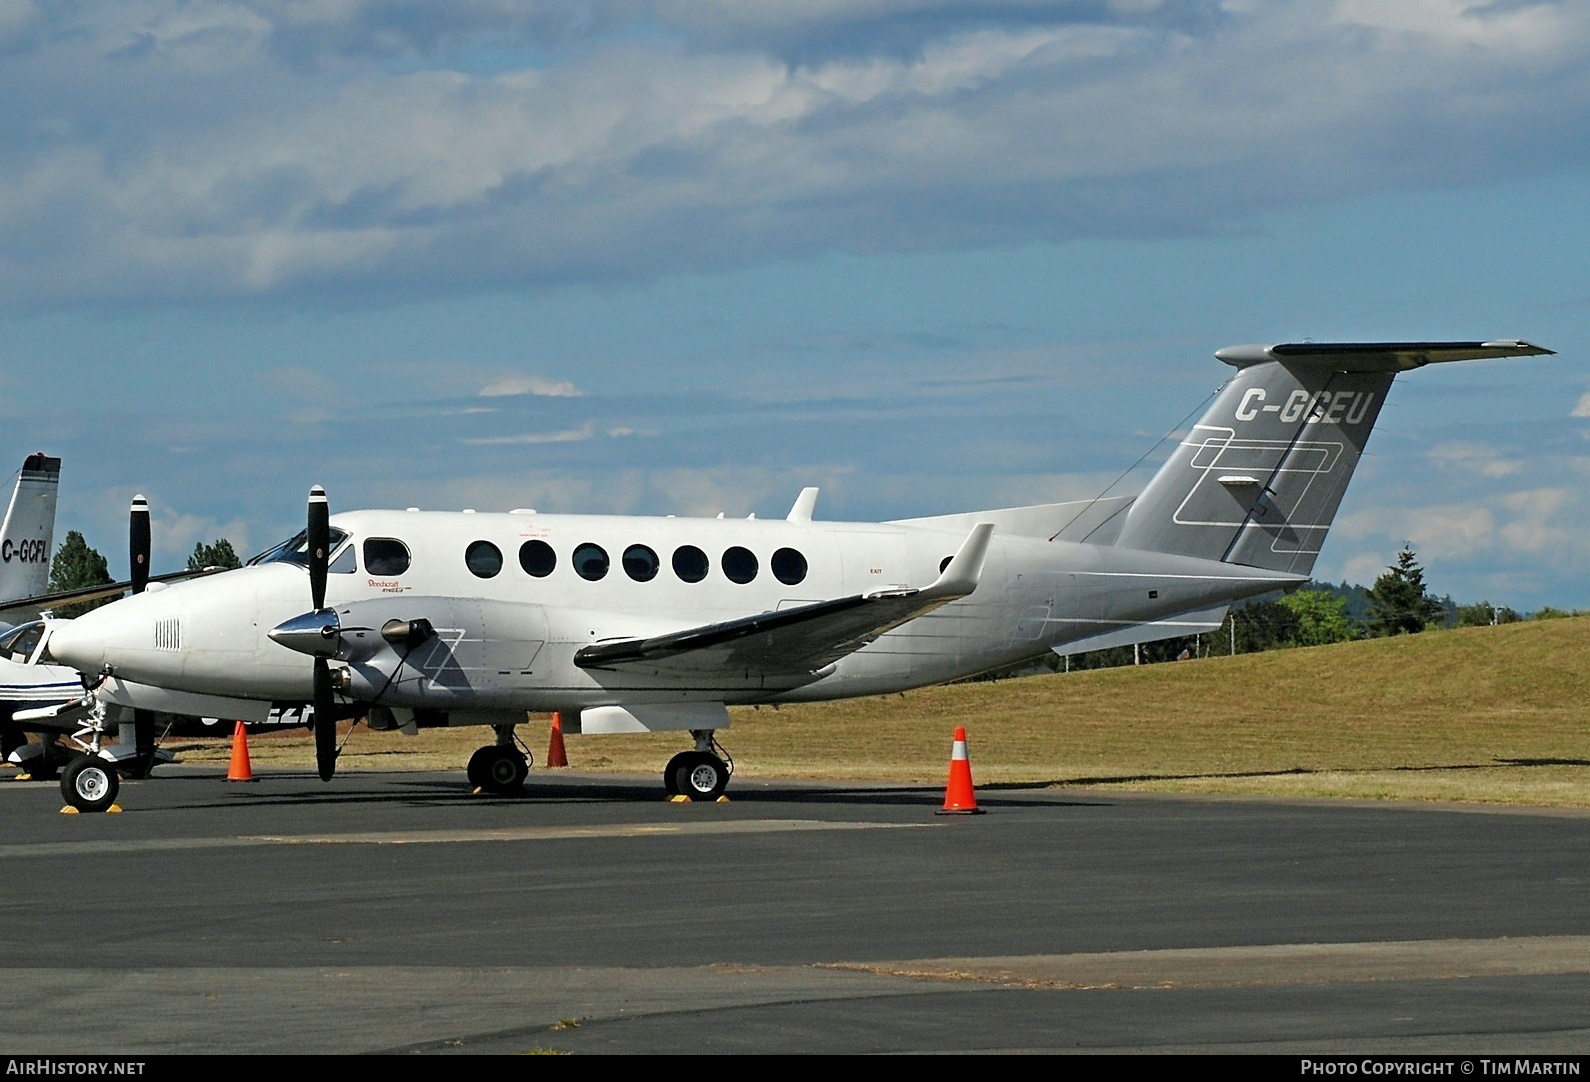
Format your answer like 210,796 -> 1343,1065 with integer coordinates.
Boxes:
136,615 -> 1590,806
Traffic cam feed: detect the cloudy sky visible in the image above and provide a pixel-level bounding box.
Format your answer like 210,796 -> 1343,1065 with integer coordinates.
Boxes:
2,0 -> 1587,607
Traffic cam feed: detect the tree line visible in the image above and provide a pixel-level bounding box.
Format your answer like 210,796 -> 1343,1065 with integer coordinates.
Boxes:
1046,546 -> 1553,675
46,532 -> 242,618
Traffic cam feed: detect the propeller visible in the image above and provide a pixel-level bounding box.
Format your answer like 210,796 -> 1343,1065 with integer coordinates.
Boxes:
306,486 -> 339,782
128,495 -> 156,776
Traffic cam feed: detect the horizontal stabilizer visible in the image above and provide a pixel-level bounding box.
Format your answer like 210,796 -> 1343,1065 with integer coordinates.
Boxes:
1215,340 -> 1553,372
577,524 -> 993,677
1052,605 -> 1228,656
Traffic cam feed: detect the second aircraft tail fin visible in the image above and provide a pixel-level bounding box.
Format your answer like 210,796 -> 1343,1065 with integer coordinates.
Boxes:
0,454 -> 60,605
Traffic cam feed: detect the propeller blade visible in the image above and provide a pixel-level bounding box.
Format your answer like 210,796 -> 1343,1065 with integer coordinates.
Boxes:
307,485 -> 329,612
129,495 -> 150,595
313,657 -> 337,782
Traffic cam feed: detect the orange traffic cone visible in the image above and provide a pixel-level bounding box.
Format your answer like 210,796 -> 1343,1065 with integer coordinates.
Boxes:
546,711 -> 569,768
226,721 -> 256,782
937,726 -> 983,815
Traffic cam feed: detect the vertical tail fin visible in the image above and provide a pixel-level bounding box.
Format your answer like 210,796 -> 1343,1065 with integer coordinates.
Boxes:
1114,341 -> 1551,575
0,454 -> 60,604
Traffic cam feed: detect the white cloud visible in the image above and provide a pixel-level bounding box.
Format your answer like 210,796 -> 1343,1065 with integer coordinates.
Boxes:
1571,392 -> 1590,417
0,1 -> 1585,302
478,375 -> 583,398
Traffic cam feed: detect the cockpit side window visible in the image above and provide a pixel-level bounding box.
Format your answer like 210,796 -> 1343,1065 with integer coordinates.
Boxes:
328,543 -> 356,574
250,528 -> 351,568
0,621 -> 44,662
363,538 -> 411,577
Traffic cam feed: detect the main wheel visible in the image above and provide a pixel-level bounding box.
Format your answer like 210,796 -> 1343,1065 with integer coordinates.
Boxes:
485,749 -> 528,794
671,752 -> 729,802
466,745 -> 496,789
61,756 -> 119,813
662,752 -> 693,797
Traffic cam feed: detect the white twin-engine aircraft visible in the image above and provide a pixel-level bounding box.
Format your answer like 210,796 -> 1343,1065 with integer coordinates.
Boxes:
43,340 -> 1553,810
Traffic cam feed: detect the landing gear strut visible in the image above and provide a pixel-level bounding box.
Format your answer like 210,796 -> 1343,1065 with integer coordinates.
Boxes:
466,725 -> 529,795
663,730 -> 731,801
54,699 -> 121,811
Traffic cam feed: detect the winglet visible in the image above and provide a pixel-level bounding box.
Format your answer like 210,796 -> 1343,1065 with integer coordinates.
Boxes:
920,523 -> 994,600
787,487 -> 819,523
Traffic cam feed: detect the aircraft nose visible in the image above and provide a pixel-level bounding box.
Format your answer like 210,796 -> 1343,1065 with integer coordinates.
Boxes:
46,605 -> 124,675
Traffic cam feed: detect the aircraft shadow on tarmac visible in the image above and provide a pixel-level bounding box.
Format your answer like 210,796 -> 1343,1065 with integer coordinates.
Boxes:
119,771 -> 1109,811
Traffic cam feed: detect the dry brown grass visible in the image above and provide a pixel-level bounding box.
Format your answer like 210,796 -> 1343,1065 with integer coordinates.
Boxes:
161,616 -> 1590,806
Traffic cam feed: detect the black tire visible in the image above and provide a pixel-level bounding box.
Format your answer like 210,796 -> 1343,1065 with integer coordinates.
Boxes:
480,748 -> 528,795
671,752 -> 728,802
466,745 -> 496,789
662,752 -> 693,796
26,739 -> 63,781
1,721 -> 23,761
61,756 -> 119,813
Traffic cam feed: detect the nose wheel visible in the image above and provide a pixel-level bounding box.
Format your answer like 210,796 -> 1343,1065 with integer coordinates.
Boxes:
466,744 -> 528,795
60,755 -> 119,813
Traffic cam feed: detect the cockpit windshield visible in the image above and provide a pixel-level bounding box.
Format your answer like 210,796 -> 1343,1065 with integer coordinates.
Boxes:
0,621 -> 45,662
248,528 -> 350,569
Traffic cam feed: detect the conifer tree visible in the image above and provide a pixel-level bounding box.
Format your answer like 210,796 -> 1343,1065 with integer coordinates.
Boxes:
47,531 -> 114,619
1366,547 -> 1444,636
187,538 -> 241,571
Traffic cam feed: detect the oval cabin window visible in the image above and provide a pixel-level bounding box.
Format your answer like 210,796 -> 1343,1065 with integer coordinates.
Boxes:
466,540 -> 503,579
771,547 -> 807,586
722,546 -> 758,585
573,543 -> 609,581
623,544 -> 660,582
672,545 -> 708,583
519,540 -> 556,578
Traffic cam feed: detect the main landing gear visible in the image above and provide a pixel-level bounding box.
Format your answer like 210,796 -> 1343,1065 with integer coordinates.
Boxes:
663,730 -> 732,802
466,724 -> 530,795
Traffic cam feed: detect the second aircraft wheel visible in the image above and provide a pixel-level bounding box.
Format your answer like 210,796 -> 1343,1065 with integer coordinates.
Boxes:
60,756 -> 119,813
671,752 -> 729,802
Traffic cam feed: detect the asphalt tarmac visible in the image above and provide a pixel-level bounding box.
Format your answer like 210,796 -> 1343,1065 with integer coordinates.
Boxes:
2,765 -> 1589,1054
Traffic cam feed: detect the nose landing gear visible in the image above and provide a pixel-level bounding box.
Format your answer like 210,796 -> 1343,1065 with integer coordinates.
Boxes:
663,730 -> 731,801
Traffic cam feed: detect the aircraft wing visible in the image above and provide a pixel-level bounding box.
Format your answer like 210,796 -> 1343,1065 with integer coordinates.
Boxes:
575,524 -> 994,677
1,566 -> 227,616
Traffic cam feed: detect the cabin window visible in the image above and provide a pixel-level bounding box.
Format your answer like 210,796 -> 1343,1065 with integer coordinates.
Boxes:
623,544 -> 660,582
771,547 -> 808,586
519,540 -> 556,578
573,543 -> 609,581
672,545 -> 708,583
363,538 -> 411,577
466,540 -> 503,579
722,546 -> 758,584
